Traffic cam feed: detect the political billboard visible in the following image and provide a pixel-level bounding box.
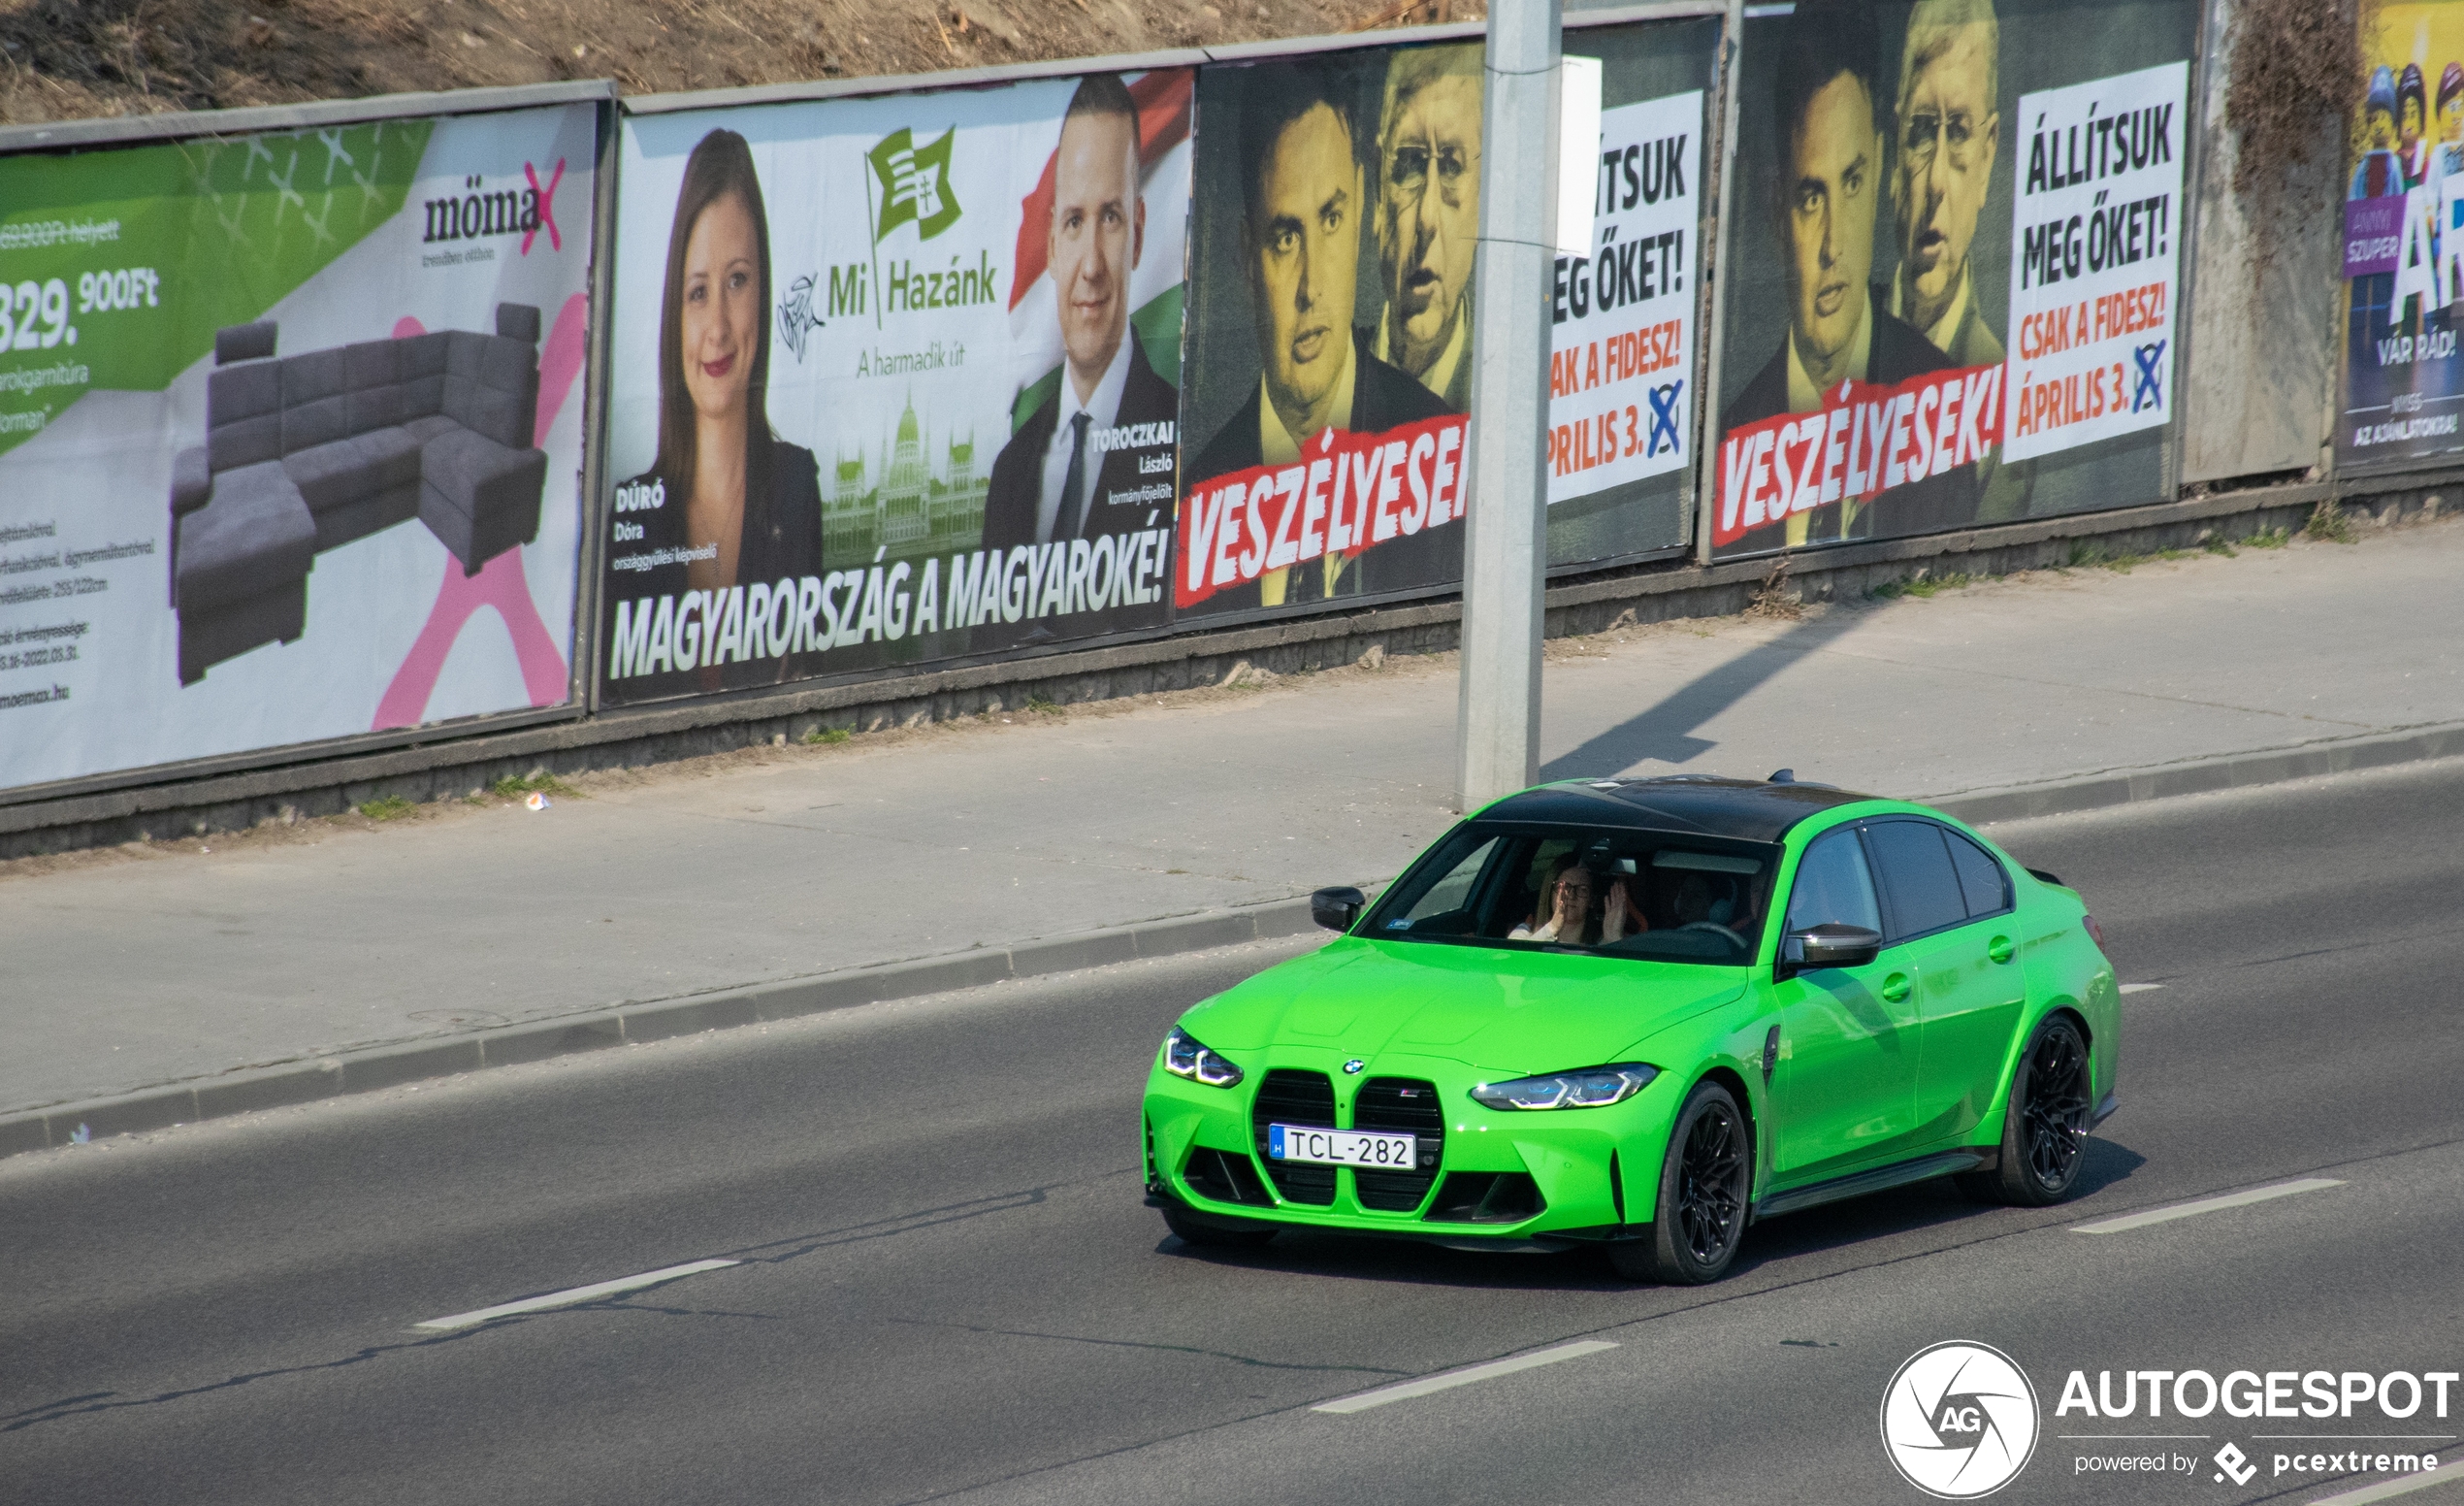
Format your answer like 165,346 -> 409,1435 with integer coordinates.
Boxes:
1175,42 -> 1478,621
598,69 -> 1193,705
0,100 -> 599,795
1547,16 -> 1724,570
1707,0 -> 2194,558
2338,1 -> 2464,472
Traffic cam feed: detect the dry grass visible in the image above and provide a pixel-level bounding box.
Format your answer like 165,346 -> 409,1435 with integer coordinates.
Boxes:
1,0 -> 1477,123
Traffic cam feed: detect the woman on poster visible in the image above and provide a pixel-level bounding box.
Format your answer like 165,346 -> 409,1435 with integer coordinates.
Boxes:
608,128 -> 823,696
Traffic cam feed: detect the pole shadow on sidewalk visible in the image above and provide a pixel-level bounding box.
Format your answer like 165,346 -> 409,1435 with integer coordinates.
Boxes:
1540,607 -> 1866,780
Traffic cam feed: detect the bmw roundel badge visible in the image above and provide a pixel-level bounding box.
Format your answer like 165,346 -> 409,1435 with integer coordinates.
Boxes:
1343,1059 -> 1365,1074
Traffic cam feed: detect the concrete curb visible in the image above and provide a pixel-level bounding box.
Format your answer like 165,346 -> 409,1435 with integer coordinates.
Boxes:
1926,720 -> 2464,826
13,718 -> 2464,1163
0,895 -> 1320,1162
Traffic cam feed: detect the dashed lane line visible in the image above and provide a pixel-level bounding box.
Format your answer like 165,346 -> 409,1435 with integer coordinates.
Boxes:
2119,983 -> 2163,994
1311,1340 -> 1619,1414
413,1259 -> 741,1330
2070,1179 -> 2345,1235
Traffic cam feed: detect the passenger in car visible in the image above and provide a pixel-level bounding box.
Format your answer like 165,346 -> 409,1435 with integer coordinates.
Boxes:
1510,858 -> 1648,946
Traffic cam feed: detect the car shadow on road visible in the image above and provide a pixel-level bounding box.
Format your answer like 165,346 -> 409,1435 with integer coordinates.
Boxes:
1539,606 -> 1866,781
1158,1138 -> 2148,1293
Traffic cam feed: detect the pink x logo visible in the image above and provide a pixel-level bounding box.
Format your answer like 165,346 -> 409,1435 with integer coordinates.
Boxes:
521,157 -> 565,255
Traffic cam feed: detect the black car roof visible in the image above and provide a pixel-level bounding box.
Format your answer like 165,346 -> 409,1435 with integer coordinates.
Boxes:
1476,774 -> 1877,844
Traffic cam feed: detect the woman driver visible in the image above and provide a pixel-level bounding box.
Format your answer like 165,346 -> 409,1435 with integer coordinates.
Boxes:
605,128 -> 823,696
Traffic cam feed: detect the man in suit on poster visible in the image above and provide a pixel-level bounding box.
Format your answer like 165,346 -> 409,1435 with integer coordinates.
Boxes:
1888,0 -> 2027,520
1722,1 -> 1973,544
984,73 -> 1179,645
1188,61 -> 1453,611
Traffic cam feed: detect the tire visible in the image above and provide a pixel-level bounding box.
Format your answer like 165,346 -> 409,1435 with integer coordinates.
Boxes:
1610,1079 -> 1752,1284
1160,1202 -> 1278,1249
1958,1013 -> 2093,1206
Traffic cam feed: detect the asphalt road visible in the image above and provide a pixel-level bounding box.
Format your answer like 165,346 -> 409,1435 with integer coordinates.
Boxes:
7,761 -> 2464,1506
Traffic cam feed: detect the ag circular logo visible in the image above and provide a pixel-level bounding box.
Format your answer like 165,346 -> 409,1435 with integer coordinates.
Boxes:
1879,1341 -> 2040,1498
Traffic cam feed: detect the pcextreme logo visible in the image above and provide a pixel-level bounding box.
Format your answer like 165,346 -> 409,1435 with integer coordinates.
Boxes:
1882,1341 -> 2042,1498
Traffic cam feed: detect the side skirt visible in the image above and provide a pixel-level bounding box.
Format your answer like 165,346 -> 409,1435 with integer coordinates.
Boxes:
1752,1149 -> 1994,1222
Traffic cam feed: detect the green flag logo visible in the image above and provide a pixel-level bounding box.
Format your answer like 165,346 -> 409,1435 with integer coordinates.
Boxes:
866,128 -> 961,245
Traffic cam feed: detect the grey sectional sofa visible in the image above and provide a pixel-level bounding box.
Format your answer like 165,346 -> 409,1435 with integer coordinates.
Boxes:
168,303 -> 550,685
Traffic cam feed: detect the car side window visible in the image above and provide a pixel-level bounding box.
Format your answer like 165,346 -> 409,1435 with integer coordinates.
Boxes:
1866,820 -> 1969,940
1785,828 -> 1882,935
1945,829 -> 2012,919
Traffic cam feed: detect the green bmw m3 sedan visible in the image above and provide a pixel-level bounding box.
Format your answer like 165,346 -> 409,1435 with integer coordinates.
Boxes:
1142,772 -> 2119,1283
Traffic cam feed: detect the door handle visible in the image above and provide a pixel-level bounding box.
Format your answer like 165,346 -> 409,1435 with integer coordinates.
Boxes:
1988,935 -> 2015,965
1880,972 -> 1912,1003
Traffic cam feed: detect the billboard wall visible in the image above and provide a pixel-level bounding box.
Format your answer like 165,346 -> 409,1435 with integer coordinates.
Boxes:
1706,0 -> 2195,559
598,69 -> 1193,706
0,102 -> 599,794
2338,1 -> 2464,472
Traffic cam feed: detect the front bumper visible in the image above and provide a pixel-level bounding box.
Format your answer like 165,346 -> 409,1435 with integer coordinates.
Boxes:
1142,1045 -> 1680,1246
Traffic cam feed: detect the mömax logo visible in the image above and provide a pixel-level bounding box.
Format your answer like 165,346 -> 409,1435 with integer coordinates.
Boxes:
421,159 -> 565,255
1881,1341 -> 2041,1498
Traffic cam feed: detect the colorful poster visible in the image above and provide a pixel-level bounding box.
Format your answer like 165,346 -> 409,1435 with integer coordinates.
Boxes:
1174,43 -> 1478,620
0,103 -> 598,795
2338,2 -> 2464,470
1709,0 -> 2195,558
599,70 -> 1192,706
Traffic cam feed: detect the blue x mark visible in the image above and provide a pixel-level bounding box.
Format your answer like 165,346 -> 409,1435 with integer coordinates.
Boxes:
2130,341 -> 2167,414
1646,379 -> 1685,457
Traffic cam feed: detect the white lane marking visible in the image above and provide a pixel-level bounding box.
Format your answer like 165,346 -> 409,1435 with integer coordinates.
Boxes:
2119,983 -> 2163,995
414,1259 -> 740,1330
1312,1340 -> 1618,1414
2071,1178 -> 2344,1234
2309,1458 -> 2464,1504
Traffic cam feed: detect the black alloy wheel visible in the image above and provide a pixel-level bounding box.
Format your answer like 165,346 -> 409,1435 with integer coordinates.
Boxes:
1960,1013 -> 2093,1206
1614,1080 -> 1751,1284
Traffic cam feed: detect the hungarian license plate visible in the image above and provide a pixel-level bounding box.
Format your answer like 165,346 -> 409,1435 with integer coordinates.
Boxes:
1267,1124 -> 1417,1168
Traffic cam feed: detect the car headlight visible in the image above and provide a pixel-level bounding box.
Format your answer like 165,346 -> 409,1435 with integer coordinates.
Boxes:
1470,1063 -> 1659,1110
1163,1027 -> 1244,1089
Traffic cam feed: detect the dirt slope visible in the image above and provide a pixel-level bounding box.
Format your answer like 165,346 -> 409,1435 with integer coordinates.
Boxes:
0,0 -> 1472,125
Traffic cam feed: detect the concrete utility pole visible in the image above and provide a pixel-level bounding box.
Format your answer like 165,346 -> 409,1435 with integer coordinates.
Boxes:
1455,0 -> 1564,812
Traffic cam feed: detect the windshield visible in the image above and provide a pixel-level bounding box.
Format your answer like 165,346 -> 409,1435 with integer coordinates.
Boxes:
1359,823 -> 1780,966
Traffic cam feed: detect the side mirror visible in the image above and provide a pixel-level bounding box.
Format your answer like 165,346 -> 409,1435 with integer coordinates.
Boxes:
1311,886 -> 1368,933
1779,923 -> 1883,976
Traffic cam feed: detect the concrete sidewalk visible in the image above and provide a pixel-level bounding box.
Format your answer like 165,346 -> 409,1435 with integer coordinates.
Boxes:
6,518 -> 2461,1135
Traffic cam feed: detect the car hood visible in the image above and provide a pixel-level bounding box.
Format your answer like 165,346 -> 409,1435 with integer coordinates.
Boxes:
1181,937 -> 1749,1075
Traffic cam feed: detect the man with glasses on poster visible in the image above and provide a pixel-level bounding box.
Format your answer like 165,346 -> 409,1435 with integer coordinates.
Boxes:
1888,0 -> 2026,520
1188,61 -> 1453,607
1375,47 -> 1482,412
1721,2 -> 1971,545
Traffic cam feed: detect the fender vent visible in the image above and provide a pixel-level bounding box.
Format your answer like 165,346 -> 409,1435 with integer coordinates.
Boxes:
1251,1069 -> 1337,1204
